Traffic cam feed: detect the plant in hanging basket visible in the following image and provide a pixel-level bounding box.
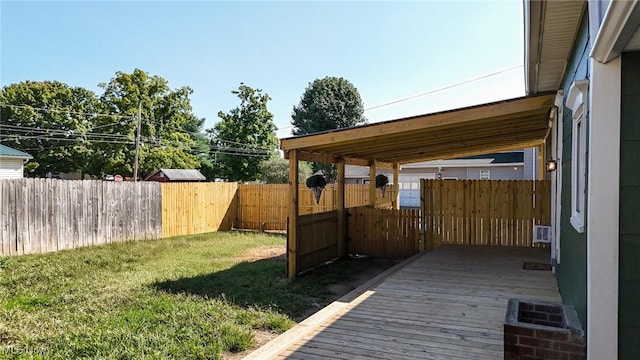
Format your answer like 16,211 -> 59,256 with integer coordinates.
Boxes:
375,174 -> 389,188
306,173 -> 327,204
305,174 -> 327,189
376,174 -> 389,197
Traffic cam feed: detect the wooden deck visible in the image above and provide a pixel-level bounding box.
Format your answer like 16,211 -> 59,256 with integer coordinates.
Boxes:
245,245 -> 561,360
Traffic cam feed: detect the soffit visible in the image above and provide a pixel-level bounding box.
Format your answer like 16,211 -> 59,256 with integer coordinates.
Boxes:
526,0 -> 586,94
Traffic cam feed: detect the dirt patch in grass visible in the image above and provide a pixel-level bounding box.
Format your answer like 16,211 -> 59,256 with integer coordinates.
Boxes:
241,245 -> 286,262
225,250 -> 400,359
225,329 -> 274,360
295,257 -> 400,321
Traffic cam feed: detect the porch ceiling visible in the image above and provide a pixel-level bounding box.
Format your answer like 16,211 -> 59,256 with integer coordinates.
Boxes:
280,93 -> 556,167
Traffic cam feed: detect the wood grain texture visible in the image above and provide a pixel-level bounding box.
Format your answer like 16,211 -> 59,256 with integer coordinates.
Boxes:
280,94 -> 555,165
348,206 -> 420,259
160,182 -> 238,238
422,180 -> 551,248
235,184 -> 396,231
245,245 -> 561,360
0,178 -> 162,256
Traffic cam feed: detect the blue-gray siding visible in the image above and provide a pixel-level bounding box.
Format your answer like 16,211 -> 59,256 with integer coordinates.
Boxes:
619,50 -> 640,360
556,14 -> 589,329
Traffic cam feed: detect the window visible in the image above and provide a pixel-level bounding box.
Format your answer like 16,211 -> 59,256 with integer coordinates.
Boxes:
479,170 -> 490,180
566,79 -> 588,233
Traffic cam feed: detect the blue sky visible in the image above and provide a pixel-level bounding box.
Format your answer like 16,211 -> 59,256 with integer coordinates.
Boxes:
1,1 -> 524,139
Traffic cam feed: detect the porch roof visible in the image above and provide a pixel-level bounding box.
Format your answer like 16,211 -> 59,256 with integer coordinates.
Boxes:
280,93 -> 556,167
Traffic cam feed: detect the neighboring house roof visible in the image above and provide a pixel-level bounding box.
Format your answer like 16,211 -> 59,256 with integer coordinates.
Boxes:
145,168 -> 205,181
0,144 -> 33,159
404,152 -> 525,169
345,152 -> 525,177
345,165 -> 370,178
458,152 -> 524,164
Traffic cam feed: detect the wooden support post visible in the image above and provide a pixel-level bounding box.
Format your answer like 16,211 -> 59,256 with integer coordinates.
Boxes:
393,163 -> 400,210
420,178 -> 426,252
336,160 -> 346,258
537,144 -> 544,180
369,160 -> 377,208
287,150 -> 299,278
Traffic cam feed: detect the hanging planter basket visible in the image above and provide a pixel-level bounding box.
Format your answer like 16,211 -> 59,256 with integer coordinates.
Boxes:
306,173 -> 327,204
376,174 -> 389,197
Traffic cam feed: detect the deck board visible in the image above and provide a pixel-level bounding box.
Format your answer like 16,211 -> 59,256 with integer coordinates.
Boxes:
244,245 -> 561,360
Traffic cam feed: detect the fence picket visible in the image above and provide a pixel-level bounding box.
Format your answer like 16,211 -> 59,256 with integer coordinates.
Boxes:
422,179 -> 550,248
0,179 -> 162,256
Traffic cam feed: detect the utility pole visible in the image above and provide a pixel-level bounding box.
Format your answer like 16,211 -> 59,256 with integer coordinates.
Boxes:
133,102 -> 142,182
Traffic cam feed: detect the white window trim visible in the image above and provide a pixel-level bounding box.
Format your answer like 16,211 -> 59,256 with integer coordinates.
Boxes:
479,170 -> 490,180
566,79 -> 588,233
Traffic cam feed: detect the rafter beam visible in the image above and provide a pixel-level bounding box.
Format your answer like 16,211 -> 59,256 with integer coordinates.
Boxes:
283,150 -> 394,168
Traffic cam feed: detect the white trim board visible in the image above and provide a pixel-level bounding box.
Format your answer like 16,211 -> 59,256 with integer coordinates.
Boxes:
586,56 -> 620,360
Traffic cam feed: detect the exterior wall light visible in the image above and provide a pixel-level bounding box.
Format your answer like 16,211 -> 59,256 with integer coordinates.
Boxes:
546,160 -> 557,172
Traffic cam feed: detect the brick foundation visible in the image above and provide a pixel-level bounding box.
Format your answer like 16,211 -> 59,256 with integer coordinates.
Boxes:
504,299 -> 585,360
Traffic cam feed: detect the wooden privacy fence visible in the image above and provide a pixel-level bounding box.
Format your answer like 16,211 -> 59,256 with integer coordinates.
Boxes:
236,184 -> 396,231
161,182 -> 237,237
421,179 -> 551,248
348,206 -> 421,259
297,210 -> 339,274
0,178 -> 161,256
1,179 -> 399,256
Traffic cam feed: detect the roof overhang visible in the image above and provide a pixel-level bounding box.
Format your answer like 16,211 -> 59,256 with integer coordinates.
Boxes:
525,0 -> 586,95
281,93 -> 555,167
591,0 -> 640,63
0,154 -> 33,160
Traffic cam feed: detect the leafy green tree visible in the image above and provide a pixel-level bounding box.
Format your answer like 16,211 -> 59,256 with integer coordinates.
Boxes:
0,81 -> 101,177
212,84 -> 278,182
95,69 -> 199,178
290,77 -> 366,180
291,76 -> 366,135
259,159 -> 312,184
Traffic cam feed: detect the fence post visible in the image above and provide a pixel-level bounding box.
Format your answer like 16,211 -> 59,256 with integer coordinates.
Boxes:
369,160 -> 377,208
337,161 -> 346,259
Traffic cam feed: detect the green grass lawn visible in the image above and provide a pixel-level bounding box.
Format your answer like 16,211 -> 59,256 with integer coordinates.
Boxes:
0,231 -> 388,359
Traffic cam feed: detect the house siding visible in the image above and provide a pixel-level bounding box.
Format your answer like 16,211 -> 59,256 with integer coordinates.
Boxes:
619,50 -> 640,360
0,157 -> 25,179
523,147 -> 537,180
556,15 -> 589,329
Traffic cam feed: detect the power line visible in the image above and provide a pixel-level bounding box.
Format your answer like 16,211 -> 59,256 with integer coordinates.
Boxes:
2,103 -> 277,152
15,145 -> 76,151
0,124 -> 133,140
1,134 -> 135,145
88,120 -> 133,131
210,146 -> 269,154
2,127 -> 274,154
215,139 -> 274,151
364,65 -> 523,112
0,103 -> 137,120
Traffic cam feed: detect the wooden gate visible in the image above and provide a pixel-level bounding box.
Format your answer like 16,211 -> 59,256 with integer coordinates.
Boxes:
421,179 -> 551,248
348,206 -> 421,259
296,211 -> 339,274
